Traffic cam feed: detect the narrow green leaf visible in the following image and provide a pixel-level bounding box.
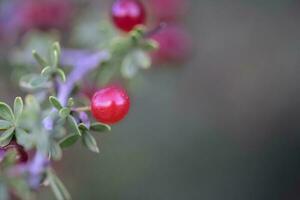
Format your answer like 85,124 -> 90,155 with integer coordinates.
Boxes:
59,108 -> 71,119
53,50 -> 59,68
59,134 -> 79,148
134,50 -> 151,69
20,74 -> 49,90
0,102 -> 14,121
49,96 -> 63,110
32,50 -> 47,67
82,131 -> 99,153
25,95 -> 40,112
15,128 -> 33,150
30,75 -> 49,88
90,122 -> 111,132
121,53 -> 139,79
142,39 -> 159,51
56,69 -> 66,82
49,141 -> 62,160
14,97 -> 23,120
78,123 -> 89,132
52,42 -> 61,68
48,169 -> 71,200
67,98 -> 74,108
0,127 -> 15,147
53,42 -> 61,58
0,120 -> 12,130
67,116 -> 81,136
41,66 -> 54,77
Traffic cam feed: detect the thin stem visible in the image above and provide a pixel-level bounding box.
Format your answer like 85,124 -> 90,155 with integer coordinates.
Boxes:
144,22 -> 167,37
73,106 -> 91,112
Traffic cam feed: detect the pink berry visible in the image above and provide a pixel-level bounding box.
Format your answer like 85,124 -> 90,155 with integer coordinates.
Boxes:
91,86 -> 130,124
150,24 -> 191,64
111,0 -> 146,32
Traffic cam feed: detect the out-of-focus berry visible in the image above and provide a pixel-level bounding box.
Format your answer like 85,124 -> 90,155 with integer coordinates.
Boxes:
17,0 -> 73,32
150,24 -> 191,64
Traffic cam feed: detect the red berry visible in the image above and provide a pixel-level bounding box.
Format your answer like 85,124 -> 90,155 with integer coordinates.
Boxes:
150,24 -> 191,64
91,86 -> 130,124
1,140 -> 28,164
111,0 -> 146,32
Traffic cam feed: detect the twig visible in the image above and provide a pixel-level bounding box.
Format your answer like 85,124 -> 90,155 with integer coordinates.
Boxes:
28,49 -> 110,189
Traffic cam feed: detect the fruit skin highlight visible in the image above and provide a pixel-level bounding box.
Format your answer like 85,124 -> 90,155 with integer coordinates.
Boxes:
111,0 -> 146,32
91,86 -> 130,124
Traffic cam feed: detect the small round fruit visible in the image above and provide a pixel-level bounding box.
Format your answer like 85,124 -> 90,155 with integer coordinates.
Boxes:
1,140 -> 28,164
91,86 -> 130,124
111,0 -> 146,32
150,24 -> 191,64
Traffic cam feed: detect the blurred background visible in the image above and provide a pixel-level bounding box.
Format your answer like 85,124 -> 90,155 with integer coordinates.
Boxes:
2,0 -> 300,199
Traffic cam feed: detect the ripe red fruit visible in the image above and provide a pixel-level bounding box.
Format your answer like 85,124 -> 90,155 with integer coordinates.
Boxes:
150,24 -> 191,64
91,86 -> 130,124
1,140 -> 28,164
111,0 -> 146,32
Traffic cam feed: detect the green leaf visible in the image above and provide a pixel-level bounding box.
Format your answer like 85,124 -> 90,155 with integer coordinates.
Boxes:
56,68 -> 66,82
52,42 -> 61,68
121,53 -> 139,79
25,95 -> 40,112
41,66 -> 54,77
82,131 -> 99,153
59,108 -> 71,119
0,102 -> 14,121
90,122 -> 111,132
67,98 -> 74,108
53,42 -> 61,59
0,127 -> 15,147
78,123 -> 89,132
59,134 -> 79,148
32,50 -> 48,67
15,128 -> 33,150
0,120 -> 12,130
47,169 -> 71,200
134,50 -> 151,69
52,50 -> 59,68
49,141 -> 62,160
49,96 -> 63,110
67,116 -> 81,136
142,39 -> 159,51
14,97 -> 23,120
20,74 -> 50,90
